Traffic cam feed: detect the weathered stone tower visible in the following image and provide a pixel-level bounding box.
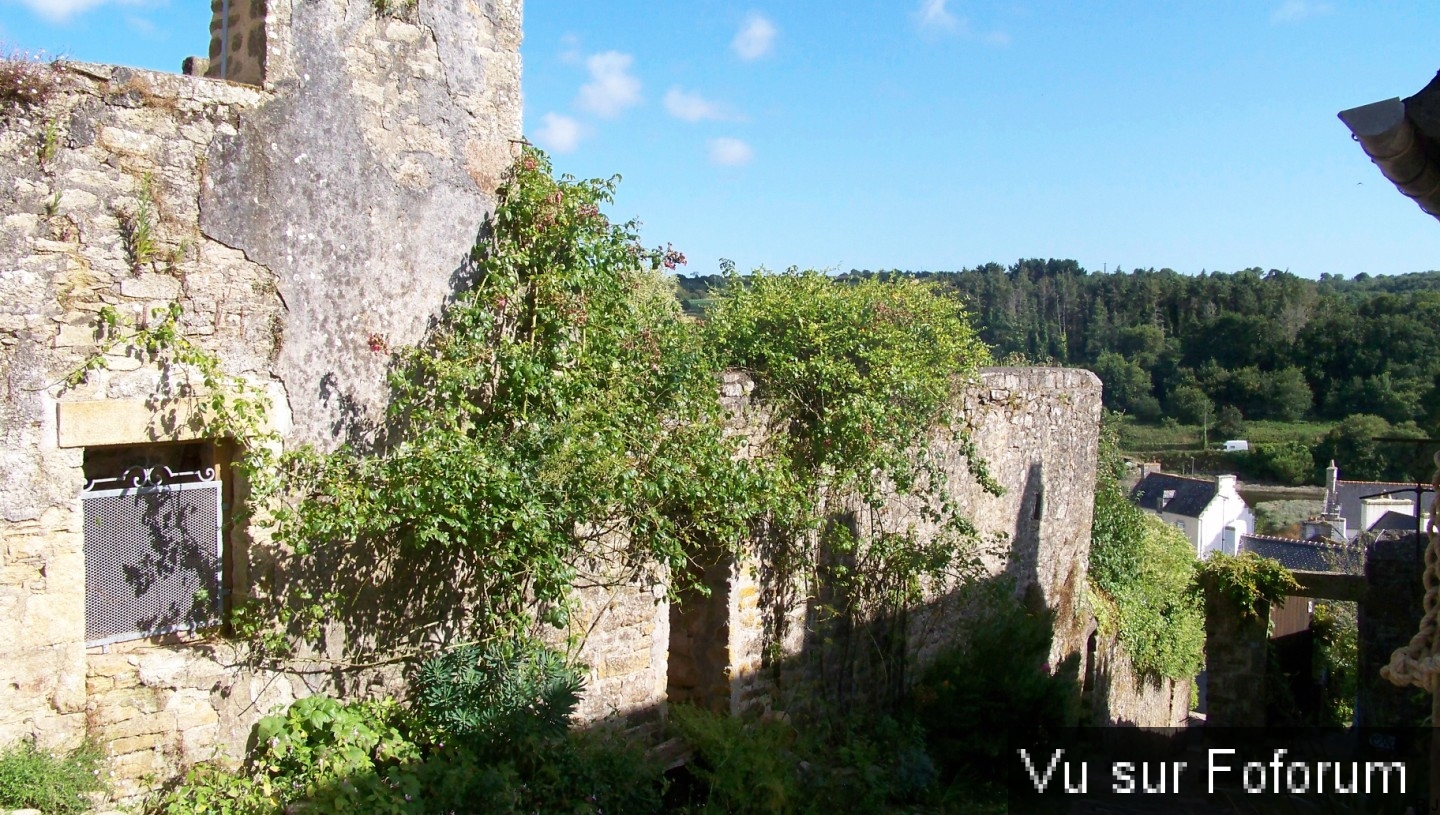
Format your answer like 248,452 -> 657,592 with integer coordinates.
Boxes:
0,0 -> 521,799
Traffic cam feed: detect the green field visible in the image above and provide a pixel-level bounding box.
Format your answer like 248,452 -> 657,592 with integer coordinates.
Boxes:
1117,418 -> 1335,453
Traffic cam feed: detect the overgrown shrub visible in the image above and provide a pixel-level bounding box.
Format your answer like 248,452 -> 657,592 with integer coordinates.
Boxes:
669,705 -> 935,815
267,148 -> 759,649
411,640 -> 581,753
907,585 -> 1080,787
152,641 -> 666,815
704,267 -> 997,630
1196,551 -> 1299,620
1312,601 -> 1358,726
0,740 -> 106,814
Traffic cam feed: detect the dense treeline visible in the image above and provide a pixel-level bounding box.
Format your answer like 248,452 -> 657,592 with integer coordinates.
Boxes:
676,264 -> 1440,432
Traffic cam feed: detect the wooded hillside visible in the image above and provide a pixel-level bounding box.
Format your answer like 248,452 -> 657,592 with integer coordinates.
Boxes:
677,264 -> 1440,430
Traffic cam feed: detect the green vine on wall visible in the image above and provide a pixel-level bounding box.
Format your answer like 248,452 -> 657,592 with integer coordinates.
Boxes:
67,148 -> 999,670
267,148 -> 759,650
66,302 -> 278,461
1195,551 -> 1300,620
704,267 -> 999,624
1087,413 -> 1205,681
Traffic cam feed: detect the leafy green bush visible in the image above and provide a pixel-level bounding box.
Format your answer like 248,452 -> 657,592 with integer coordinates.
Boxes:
670,706 -> 935,815
411,640 -> 581,753
154,640 -> 666,815
705,267 -> 997,623
0,740 -> 105,814
1312,602 -> 1358,726
1196,551 -> 1300,619
907,586 -> 1079,786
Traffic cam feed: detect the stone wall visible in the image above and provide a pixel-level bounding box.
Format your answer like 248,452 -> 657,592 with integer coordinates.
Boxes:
1202,590 -> 1270,727
0,0 -> 522,799
0,1 -> 1153,800
681,367 -> 1105,717
0,68 -> 280,795
1359,532 -> 1429,728
1090,629 -> 1191,728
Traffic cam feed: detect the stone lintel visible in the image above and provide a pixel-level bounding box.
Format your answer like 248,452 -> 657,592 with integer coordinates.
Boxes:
57,398 -> 214,448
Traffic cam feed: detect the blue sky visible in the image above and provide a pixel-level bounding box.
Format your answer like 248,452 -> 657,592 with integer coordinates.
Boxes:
5,1 -> 1440,278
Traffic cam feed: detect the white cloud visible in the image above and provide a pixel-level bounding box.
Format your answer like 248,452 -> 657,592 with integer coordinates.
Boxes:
16,0 -> 146,23
534,113 -> 585,154
664,87 -> 728,123
558,34 -> 582,65
575,51 -> 642,118
732,13 -> 776,61
915,0 -> 959,31
708,137 -> 754,167
126,14 -> 158,37
913,0 -> 1009,44
1271,0 -> 1333,23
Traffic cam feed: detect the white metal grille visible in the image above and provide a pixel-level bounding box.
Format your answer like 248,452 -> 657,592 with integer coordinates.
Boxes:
82,466 -> 222,646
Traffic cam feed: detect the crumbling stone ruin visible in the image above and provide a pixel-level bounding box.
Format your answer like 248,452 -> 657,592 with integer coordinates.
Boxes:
0,0 -> 1163,801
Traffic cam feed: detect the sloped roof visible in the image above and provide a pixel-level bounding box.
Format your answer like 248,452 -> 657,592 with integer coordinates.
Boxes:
1334,480 -> 1431,539
1130,473 -> 1217,519
1239,534 -> 1364,575
1369,510 -> 1423,535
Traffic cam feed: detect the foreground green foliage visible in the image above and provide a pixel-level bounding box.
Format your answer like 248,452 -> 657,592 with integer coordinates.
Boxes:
908,584 -> 1080,787
153,644 -> 666,815
1312,601 -> 1358,726
0,740 -> 106,814
1086,416 -> 1205,680
670,706 -> 941,815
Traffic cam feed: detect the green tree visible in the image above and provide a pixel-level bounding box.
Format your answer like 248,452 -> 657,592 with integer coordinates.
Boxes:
1168,384 -> 1213,429
1094,351 -> 1160,420
1312,414 -> 1427,482
1249,441 -> 1315,486
1257,367 -> 1313,422
1216,404 -> 1245,441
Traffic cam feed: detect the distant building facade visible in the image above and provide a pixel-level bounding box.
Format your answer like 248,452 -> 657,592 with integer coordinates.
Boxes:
1130,472 -> 1254,558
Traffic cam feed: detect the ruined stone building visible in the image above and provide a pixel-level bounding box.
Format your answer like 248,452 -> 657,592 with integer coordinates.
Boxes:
0,0 -> 1162,801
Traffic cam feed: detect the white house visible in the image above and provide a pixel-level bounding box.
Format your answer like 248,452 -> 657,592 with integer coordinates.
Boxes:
1130,472 -> 1254,559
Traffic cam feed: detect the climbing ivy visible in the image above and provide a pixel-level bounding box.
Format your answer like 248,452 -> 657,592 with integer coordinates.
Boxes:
1088,414 -> 1205,681
66,301 -> 279,479
70,149 -> 999,668
704,267 -> 998,620
270,148 -> 759,646
1196,551 -> 1300,620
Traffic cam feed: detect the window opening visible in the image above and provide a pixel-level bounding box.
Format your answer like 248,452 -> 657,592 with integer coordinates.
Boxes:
82,442 -> 225,646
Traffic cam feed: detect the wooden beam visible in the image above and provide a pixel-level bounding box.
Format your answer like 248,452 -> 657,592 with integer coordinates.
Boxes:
1287,570 -> 1367,602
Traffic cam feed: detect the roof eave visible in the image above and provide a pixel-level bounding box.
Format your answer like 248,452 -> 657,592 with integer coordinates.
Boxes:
1339,71 -> 1440,222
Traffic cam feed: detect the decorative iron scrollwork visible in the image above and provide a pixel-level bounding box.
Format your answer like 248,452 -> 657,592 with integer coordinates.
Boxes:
83,465 -> 217,493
